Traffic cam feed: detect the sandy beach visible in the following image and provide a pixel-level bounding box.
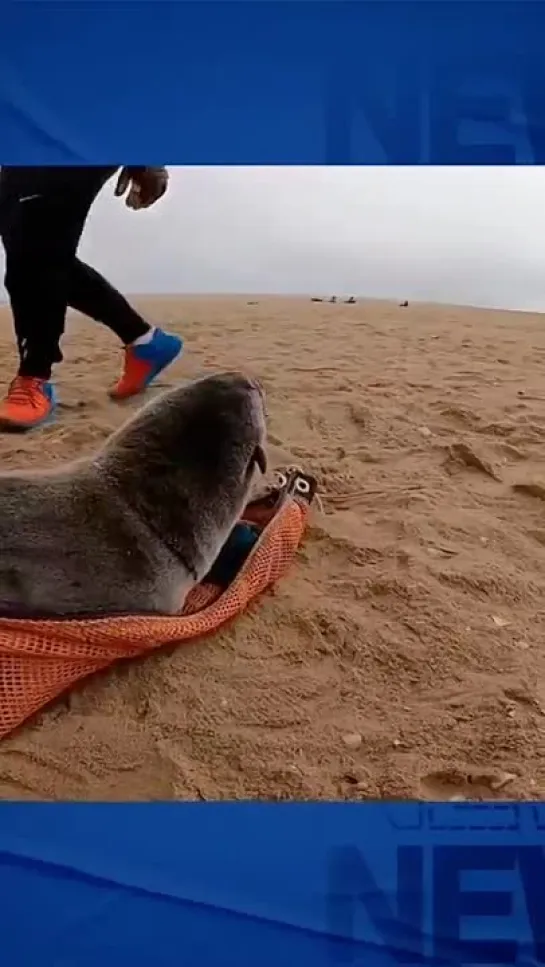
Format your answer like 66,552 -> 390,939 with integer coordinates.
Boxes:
0,295 -> 544,801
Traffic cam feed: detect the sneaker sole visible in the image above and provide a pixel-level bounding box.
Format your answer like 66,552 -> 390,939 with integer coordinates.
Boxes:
0,408 -> 57,433
109,339 -> 183,401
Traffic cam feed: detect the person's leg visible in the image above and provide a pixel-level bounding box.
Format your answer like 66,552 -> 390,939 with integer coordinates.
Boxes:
0,165 -> 183,424
68,258 -> 150,343
0,167 -> 42,370
68,256 -> 183,400
5,196 -> 76,379
0,166 -> 116,429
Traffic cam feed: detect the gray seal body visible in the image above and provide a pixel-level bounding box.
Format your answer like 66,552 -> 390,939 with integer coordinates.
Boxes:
0,372 -> 267,618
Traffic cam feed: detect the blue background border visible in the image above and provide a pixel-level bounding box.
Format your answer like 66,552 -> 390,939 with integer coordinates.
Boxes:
1,802 -> 545,965
1,1 -> 545,964
0,0 -> 543,164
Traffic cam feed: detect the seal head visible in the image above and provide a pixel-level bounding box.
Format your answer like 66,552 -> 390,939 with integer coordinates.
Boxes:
95,370 -> 268,588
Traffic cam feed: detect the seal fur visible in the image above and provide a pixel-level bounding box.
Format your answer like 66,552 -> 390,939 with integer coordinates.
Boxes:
0,371 -> 267,617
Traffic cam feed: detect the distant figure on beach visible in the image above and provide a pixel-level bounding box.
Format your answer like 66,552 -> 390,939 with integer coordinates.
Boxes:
0,166 -> 183,432
310,297 -> 323,303
329,296 -> 337,304
345,296 -> 356,304
399,300 -> 409,308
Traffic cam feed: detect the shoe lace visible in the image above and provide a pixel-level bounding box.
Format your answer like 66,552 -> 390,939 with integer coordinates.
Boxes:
8,377 -> 44,409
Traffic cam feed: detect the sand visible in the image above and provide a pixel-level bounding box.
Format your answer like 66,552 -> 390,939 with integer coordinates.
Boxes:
0,295 -> 544,802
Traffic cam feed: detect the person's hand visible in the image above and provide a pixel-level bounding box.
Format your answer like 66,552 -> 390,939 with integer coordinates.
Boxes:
114,166 -> 169,209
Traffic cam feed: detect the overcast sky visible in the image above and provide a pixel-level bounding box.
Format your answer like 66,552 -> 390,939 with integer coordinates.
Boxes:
2,166 -> 545,311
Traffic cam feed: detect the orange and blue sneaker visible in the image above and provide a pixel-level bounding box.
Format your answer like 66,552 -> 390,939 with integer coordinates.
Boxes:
0,376 -> 57,432
109,328 -> 183,401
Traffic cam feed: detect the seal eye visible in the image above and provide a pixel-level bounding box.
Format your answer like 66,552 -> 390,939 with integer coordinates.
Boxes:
274,471 -> 288,488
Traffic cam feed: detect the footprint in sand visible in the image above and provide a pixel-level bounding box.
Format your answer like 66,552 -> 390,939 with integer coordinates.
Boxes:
420,768 -> 518,800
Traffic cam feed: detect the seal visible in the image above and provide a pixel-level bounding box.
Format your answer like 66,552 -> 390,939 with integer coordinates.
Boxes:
0,371 -> 267,618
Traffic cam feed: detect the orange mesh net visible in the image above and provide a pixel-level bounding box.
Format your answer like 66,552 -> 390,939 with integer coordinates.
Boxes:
0,488 -> 311,740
